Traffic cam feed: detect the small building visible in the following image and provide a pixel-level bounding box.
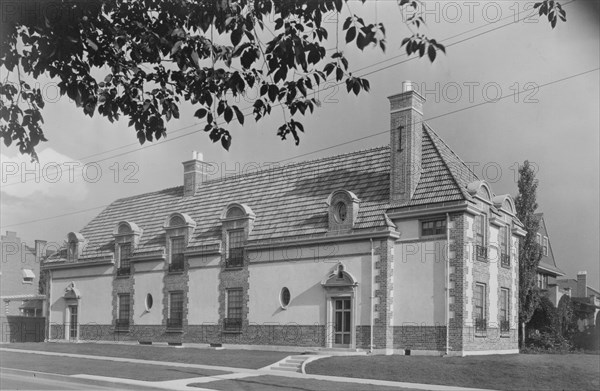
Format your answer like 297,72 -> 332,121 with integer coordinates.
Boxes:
44,82 -> 525,355
556,272 -> 600,330
1,231 -> 47,317
534,214 -> 566,306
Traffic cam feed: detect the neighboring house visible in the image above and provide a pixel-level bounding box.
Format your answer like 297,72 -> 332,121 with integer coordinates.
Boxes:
0,231 -> 47,316
43,81 -> 525,356
534,214 -> 566,306
556,272 -> 600,330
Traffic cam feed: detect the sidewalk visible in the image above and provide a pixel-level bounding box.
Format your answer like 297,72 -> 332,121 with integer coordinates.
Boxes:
0,347 -> 498,391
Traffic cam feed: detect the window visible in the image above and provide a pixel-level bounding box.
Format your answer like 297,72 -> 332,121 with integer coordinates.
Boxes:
117,243 -> 131,276
117,294 -> 130,330
335,202 -> 347,223
145,294 -> 153,311
537,273 -> 548,290
474,214 -> 487,260
422,218 -> 446,236
226,230 -> 245,268
474,283 -> 487,333
500,288 -> 510,334
280,287 -> 291,309
169,237 -> 185,272
67,241 -> 77,262
536,233 -> 542,245
224,288 -> 243,332
22,269 -> 35,284
167,291 -> 184,329
542,236 -> 549,256
499,226 -> 510,268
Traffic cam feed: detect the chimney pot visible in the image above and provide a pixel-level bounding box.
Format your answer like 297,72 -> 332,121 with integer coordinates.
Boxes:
402,80 -> 414,92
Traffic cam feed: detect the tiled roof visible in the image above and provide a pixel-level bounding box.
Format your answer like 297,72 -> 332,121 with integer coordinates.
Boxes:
50,124 -> 478,262
389,125 -> 478,209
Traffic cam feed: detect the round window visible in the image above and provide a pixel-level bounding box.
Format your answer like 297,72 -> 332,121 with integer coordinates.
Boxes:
145,294 -> 153,311
280,287 -> 291,309
335,202 -> 347,223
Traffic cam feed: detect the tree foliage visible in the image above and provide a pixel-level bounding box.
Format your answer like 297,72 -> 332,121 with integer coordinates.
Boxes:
0,0 -> 566,161
515,160 -> 543,345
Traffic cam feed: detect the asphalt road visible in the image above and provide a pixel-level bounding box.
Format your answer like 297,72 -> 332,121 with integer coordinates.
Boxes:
0,370 -> 116,390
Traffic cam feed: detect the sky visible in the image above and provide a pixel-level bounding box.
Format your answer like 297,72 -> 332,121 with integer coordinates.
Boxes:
1,0 -> 599,288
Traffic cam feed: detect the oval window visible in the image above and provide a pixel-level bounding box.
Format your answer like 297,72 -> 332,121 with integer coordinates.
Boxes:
335,202 -> 347,223
280,287 -> 291,309
145,294 -> 153,311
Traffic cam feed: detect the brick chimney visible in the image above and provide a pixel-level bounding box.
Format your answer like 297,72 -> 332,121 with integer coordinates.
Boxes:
387,81 -> 425,203
34,240 -> 47,263
182,151 -> 210,197
577,271 -> 588,298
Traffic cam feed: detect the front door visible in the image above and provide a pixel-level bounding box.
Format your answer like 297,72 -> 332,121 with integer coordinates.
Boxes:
68,305 -> 78,340
333,298 -> 351,347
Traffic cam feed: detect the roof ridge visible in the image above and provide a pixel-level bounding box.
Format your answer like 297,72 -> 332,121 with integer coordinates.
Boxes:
108,145 -> 390,204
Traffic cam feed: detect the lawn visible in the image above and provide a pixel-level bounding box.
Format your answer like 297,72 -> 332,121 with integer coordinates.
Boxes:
306,353 -> 600,391
0,351 -> 227,381
3,342 -> 295,369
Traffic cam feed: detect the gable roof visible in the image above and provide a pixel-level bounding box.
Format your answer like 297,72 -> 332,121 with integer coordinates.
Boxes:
535,213 -> 564,276
48,124 -> 492,262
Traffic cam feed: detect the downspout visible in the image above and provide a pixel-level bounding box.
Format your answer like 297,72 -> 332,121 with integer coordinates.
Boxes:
46,269 -> 52,342
445,213 -> 450,356
370,238 -> 374,354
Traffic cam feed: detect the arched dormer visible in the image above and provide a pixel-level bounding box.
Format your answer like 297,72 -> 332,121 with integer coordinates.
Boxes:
220,203 -> 255,269
112,221 -> 143,275
467,180 -> 493,203
163,212 -> 196,273
220,203 -> 255,222
66,232 -> 86,261
492,194 -> 516,216
326,189 -> 360,231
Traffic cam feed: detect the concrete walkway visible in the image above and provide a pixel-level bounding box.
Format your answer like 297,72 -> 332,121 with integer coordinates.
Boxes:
0,347 -> 498,391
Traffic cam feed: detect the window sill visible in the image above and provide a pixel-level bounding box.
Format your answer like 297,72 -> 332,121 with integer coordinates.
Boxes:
167,270 -> 185,275
224,266 -> 244,271
476,257 -> 488,263
115,328 -> 130,333
500,264 -> 511,269
475,333 -> 487,338
166,328 -> 183,333
116,274 -> 131,279
420,234 -> 446,240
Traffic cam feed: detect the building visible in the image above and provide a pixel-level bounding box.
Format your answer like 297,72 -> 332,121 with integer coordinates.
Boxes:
1,231 -> 47,317
556,272 -> 600,330
44,82 -> 525,356
534,214 -> 566,306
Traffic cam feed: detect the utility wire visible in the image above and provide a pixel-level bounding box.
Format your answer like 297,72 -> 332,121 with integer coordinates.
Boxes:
2,66 -> 597,229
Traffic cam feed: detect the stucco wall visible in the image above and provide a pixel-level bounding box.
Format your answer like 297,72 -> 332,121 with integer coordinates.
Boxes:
132,269 -> 164,325
393,239 -> 446,326
50,266 -> 112,325
187,257 -> 220,324
247,241 -> 373,326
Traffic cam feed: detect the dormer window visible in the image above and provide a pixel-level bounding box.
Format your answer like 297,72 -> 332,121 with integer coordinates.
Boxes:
220,203 -> 255,270
163,213 -> 196,274
66,232 -> 85,262
475,214 -> 488,261
112,221 -> 142,276
500,226 -> 510,268
169,236 -> 185,272
542,236 -> 549,256
117,243 -> 131,276
327,190 -> 360,231
227,229 -> 245,268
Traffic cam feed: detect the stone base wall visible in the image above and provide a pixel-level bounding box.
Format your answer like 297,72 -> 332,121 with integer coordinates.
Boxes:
393,325 -> 447,351
462,326 -> 518,352
49,323 -> 326,347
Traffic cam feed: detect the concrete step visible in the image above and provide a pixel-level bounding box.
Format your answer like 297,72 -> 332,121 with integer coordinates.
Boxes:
278,362 -> 301,368
286,359 -> 304,364
271,366 -> 299,372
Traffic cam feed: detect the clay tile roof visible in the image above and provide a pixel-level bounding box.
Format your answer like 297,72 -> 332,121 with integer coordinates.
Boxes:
53,122 -> 479,262
72,146 -> 392,260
